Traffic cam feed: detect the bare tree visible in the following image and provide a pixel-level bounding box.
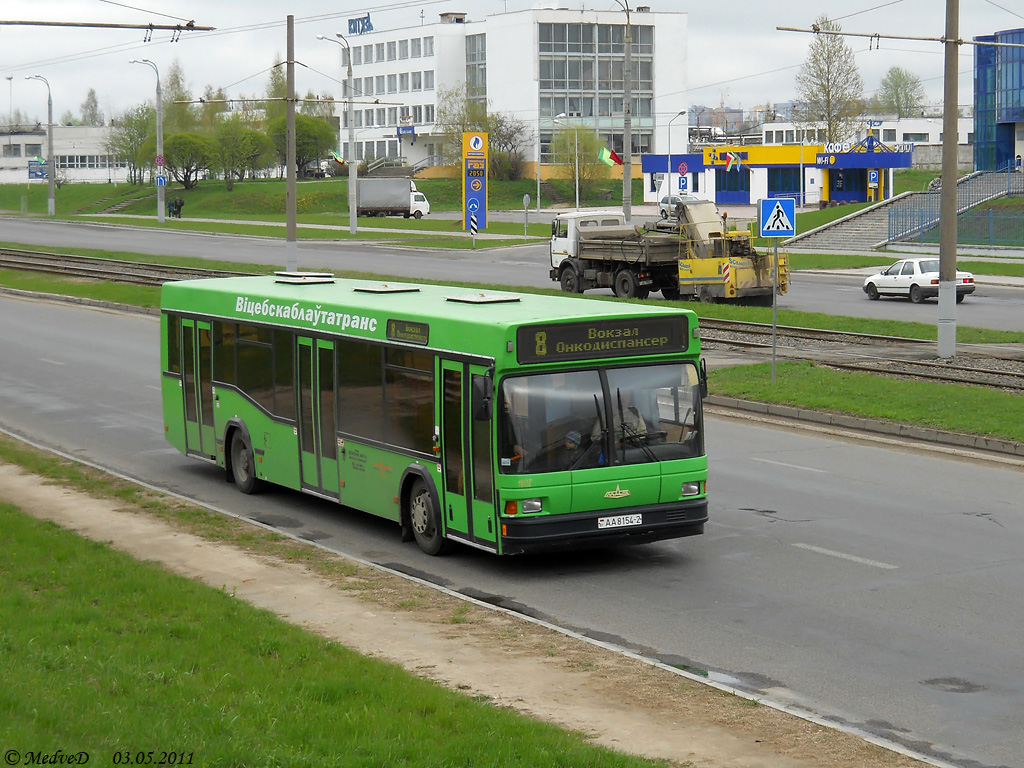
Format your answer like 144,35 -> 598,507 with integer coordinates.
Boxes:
432,82 -> 531,178
877,66 -> 926,119
794,16 -> 863,142
550,124 -> 609,202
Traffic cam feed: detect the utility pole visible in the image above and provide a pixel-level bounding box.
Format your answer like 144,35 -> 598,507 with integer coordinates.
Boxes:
615,0 -> 633,222
130,59 -> 164,223
937,0 -> 959,358
285,15 -> 298,273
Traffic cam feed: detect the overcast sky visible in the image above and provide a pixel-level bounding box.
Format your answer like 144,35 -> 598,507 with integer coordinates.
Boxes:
2,0 -> 1021,126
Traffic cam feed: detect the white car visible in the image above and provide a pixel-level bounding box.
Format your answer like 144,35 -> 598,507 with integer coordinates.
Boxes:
863,258 -> 975,304
658,195 -> 699,219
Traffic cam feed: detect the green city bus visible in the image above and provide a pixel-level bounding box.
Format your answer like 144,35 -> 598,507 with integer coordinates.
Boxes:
160,273 -> 708,556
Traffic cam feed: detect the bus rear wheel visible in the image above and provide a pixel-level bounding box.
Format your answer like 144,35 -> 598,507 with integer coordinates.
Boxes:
409,480 -> 450,556
229,431 -> 263,495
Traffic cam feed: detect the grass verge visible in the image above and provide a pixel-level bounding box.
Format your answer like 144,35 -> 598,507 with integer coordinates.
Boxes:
711,361 -> 1024,443
0,493 -> 665,768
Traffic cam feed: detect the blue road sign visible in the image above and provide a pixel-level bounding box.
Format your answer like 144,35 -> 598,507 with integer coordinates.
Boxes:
759,197 -> 796,238
156,175 -> 167,187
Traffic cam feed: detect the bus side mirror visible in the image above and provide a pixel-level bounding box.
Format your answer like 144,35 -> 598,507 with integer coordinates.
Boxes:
471,376 -> 492,420
699,358 -> 709,399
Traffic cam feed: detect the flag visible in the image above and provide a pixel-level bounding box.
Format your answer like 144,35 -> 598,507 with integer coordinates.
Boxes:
33,155 -> 46,163
598,147 -> 623,167
330,150 -> 345,166
724,152 -> 740,172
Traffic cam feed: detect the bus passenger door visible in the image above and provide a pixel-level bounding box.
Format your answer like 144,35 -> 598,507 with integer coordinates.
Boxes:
297,337 -> 340,499
439,360 -> 497,550
181,318 -> 215,460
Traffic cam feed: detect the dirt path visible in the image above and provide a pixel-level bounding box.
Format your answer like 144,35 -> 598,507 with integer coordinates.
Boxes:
0,461 -> 926,768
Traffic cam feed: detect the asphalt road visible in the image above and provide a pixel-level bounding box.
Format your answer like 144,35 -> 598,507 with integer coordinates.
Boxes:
3,217 -> 1021,333
1,292 -> 1022,768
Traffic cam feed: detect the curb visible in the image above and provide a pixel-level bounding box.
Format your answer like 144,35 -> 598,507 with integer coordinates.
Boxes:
706,395 -> 1024,459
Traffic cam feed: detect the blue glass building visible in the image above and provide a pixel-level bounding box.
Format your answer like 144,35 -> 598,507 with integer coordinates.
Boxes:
974,28 -> 1024,171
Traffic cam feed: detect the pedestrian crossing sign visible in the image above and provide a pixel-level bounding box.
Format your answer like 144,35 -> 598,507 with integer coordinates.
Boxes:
759,198 -> 796,238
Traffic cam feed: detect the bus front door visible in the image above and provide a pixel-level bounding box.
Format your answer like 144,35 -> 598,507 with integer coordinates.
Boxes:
181,318 -> 215,460
297,337 -> 340,499
440,360 -> 497,551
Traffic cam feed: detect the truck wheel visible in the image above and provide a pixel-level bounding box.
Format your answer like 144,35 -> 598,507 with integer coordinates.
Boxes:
413,210 -> 423,219
662,287 -> 681,300
559,265 -> 583,294
613,269 -> 640,299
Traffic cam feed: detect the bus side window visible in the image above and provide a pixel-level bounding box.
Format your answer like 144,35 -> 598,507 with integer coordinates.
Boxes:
165,314 -> 181,374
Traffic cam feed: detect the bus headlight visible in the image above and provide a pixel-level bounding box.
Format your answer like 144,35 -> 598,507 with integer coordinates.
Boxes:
680,482 -> 701,497
521,498 -> 542,514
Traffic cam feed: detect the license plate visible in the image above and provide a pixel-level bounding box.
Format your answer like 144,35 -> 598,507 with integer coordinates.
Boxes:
597,513 -> 643,530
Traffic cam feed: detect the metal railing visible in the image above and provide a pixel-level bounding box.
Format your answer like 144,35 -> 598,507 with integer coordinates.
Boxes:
888,166 -> 1024,242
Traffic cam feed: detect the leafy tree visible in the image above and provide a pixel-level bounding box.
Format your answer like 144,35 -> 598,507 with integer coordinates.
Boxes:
264,56 -> 287,125
163,59 -> 198,134
59,110 -> 82,126
214,114 -> 276,189
300,90 -> 337,123
266,113 -> 336,175
162,132 -> 215,189
877,66 -> 926,119
794,16 -> 863,142
106,104 -> 154,185
550,124 -> 609,202
199,84 -> 228,133
80,88 -> 105,126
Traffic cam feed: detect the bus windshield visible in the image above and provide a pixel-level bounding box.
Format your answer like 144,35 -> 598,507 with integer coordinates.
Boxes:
498,362 -> 703,474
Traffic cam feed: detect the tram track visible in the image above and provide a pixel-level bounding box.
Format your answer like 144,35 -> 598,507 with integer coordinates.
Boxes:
4,246 -> 1024,392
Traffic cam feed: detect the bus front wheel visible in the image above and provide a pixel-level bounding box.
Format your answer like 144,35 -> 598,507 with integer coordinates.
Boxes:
409,480 -> 450,555
229,431 -> 263,495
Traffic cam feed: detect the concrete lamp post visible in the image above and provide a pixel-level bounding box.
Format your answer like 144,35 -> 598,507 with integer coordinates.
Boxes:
129,59 -> 164,223
667,110 -> 686,203
317,33 -> 358,235
25,74 -> 55,217
554,112 -> 579,210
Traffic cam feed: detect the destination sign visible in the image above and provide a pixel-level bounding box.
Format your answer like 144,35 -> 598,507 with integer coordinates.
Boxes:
516,316 -> 689,364
387,319 -> 430,345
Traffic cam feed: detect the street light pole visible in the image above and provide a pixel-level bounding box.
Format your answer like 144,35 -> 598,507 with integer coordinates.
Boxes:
26,74 -> 54,217
667,110 -> 686,202
614,0 -> 633,222
319,33 -> 358,235
555,112 -> 579,210
130,59 -> 164,223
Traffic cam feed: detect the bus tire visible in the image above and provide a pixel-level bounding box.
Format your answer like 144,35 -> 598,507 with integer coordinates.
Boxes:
409,479 -> 450,556
229,431 -> 263,495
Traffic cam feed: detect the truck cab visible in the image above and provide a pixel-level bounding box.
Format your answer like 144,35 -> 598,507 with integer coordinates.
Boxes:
549,210 -> 626,270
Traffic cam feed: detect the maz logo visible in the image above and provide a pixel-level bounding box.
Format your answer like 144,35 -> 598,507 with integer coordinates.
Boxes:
604,485 -> 631,499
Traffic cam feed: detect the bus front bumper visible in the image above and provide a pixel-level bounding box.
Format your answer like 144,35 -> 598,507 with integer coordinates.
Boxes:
499,498 -> 708,555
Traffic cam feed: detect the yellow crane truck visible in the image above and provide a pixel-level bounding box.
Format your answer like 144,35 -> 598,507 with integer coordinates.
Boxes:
549,200 -> 787,301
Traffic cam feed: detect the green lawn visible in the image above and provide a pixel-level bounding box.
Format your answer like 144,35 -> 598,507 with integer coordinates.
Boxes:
0,502 -> 664,768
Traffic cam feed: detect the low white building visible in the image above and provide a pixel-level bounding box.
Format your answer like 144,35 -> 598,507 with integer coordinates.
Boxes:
760,115 -> 974,171
1,124 -> 127,185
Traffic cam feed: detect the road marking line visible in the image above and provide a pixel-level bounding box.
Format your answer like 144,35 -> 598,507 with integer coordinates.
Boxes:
752,457 -> 827,473
794,543 -> 898,570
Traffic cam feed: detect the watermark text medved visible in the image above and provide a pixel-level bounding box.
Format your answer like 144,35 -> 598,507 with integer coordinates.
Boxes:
4,750 -> 89,765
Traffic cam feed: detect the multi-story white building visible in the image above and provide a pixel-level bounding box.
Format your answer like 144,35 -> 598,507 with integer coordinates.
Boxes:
335,5 -> 687,177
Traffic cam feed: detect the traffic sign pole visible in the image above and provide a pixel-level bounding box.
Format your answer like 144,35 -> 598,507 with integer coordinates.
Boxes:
758,197 -> 796,383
